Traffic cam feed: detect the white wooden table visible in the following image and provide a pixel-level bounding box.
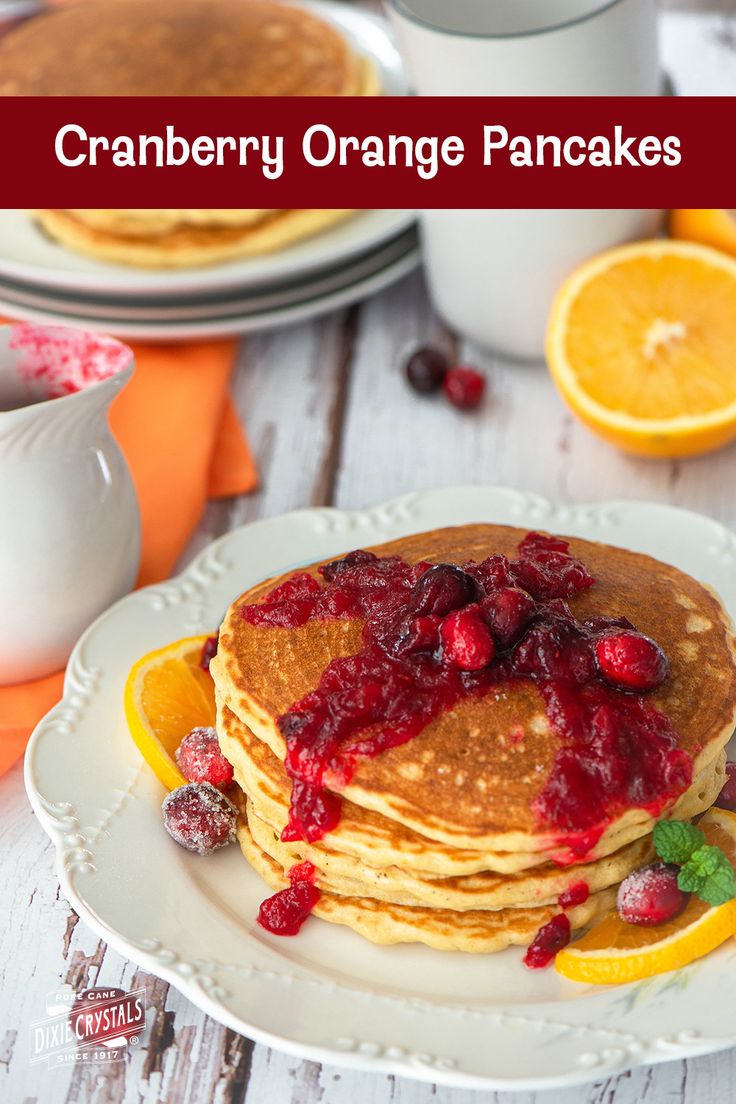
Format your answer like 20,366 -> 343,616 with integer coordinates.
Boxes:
3,5 -> 736,1102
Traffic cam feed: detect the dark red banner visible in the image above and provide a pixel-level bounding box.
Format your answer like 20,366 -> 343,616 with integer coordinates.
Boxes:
0,96 -> 729,207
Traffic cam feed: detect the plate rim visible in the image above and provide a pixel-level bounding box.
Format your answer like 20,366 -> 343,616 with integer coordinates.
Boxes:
24,485 -> 736,1091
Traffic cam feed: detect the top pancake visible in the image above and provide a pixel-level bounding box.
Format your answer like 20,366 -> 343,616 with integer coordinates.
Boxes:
0,0 -> 363,96
212,524 -> 736,853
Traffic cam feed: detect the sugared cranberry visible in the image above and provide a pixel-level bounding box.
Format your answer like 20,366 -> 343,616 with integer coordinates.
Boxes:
617,862 -> 689,926
162,783 -> 237,854
443,366 -> 486,410
440,606 -> 495,671
595,631 -> 669,692
200,634 -> 218,671
409,563 -> 477,617
175,726 -> 234,790
715,762 -> 736,811
320,549 -> 379,582
523,913 -> 571,969
405,346 -> 448,394
482,587 -> 536,648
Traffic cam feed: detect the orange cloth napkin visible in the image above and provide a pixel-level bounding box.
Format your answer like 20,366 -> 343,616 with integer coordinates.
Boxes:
0,339 -> 258,775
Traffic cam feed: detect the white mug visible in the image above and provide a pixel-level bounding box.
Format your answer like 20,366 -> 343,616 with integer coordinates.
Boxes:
421,209 -> 664,359
385,0 -> 660,97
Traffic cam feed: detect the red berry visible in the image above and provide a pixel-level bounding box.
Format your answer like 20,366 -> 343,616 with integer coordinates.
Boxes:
595,631 -> 669,691
200,634 -> 218,671
715,762 -> 736,811
257,881 -> 320,936
440,605 -> 495,670
443,366 -> 485,410
523,914 -> 571,969
405,346 -> 448,394
409,563 -> 477,617
162,783 -> 237,854
175,726 -> 234,789
482,586 -> 536,648
617,862 -> 689,926
557,880 -> 590,910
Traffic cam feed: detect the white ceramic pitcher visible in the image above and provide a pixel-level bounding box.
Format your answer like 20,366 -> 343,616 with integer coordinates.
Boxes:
0,323 -> 140,684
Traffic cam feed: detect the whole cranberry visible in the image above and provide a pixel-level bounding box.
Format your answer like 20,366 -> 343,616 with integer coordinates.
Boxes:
595,631 -> 669,691
443,366 -> 486,410
440,605 -> 495,671
409,563 -> 478,617
617,862 -> 689,926
715,762 -> 736,811
482,587 -> 536,648
175,726 -> 234,790
405,346 -> 449,394
162,783 -> 237,854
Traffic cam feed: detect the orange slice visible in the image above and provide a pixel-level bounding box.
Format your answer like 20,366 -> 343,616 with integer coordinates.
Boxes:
124,635 -> 216,790
555,808 -> 736,985
546,240 -> 736,458
670,209 -> 736,259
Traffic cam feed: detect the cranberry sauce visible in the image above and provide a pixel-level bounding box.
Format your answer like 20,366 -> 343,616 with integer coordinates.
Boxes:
257,861 -> 320,936
557,881 -> 590,910
241,533 -> 690,852
523,913 -> 571,969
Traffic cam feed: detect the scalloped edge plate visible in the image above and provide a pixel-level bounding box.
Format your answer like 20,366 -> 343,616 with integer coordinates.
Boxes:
24,486 -> 736,1091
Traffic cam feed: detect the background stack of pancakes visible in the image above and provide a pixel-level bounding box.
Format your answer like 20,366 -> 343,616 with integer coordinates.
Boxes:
0,0 -> 378,267
211,525 -> 736,953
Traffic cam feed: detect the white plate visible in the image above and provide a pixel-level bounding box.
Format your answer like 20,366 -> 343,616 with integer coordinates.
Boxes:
25,486 -> 736,1092
0,246 -> 420,340
0,229 -> 418,320
0,2 -> 411,297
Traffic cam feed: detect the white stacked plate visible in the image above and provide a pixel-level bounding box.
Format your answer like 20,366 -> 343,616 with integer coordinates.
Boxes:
0,2 -> 418,339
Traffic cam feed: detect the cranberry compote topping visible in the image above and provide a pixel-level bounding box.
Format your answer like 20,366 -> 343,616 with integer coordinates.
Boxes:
440,606 -> 495,671
443,366 -> 486,410
523,913 -> 571,969
239,532 -> 689,851
558,881 -> 590,910
617,862 -> 689,926
200,634 -> 218,671
409,563 -> 478,617
715,762 -> 736,811
257,861 -> 320,936
595,631 -> 669,692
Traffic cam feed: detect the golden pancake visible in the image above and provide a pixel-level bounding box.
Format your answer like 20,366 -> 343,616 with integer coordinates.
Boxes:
0,0 -> 370,96
30,209 -> 356,268
219,696 -> 726,878
212,525 -> 736,855
65,210 -> 279,235
236,806 -> 617,953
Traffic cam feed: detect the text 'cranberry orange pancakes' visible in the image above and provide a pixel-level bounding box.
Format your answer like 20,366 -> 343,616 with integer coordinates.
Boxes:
209,525 -> 736,955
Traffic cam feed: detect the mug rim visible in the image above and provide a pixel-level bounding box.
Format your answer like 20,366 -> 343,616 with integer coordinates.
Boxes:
385,0 -> 636,41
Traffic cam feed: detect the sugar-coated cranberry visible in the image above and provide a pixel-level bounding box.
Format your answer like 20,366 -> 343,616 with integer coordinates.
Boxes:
409,563 -> 477,617
523,913 -> 571,969
200,634 -> 218,671
617,862 -> 689,926
715,762 -> 736,811
320,549 -> 379,582
405,346 -> 449,394
595,631 -> 669,691
440,605 -> 495,671
175,726 -> 234,790
162,783 -> 237,854
443,366 -> 486,410
482,587 -> 536,648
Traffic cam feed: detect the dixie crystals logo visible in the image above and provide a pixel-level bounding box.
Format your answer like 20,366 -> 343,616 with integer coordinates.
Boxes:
30,987 -> 147,1068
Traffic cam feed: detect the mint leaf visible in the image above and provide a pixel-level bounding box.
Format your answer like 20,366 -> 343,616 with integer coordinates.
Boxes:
653,820 -> 705,865
679,845 -> 736,907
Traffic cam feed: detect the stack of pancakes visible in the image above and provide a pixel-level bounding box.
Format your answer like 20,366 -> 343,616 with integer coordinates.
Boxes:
211,525 -> 736,953
1,0 -> 378,266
